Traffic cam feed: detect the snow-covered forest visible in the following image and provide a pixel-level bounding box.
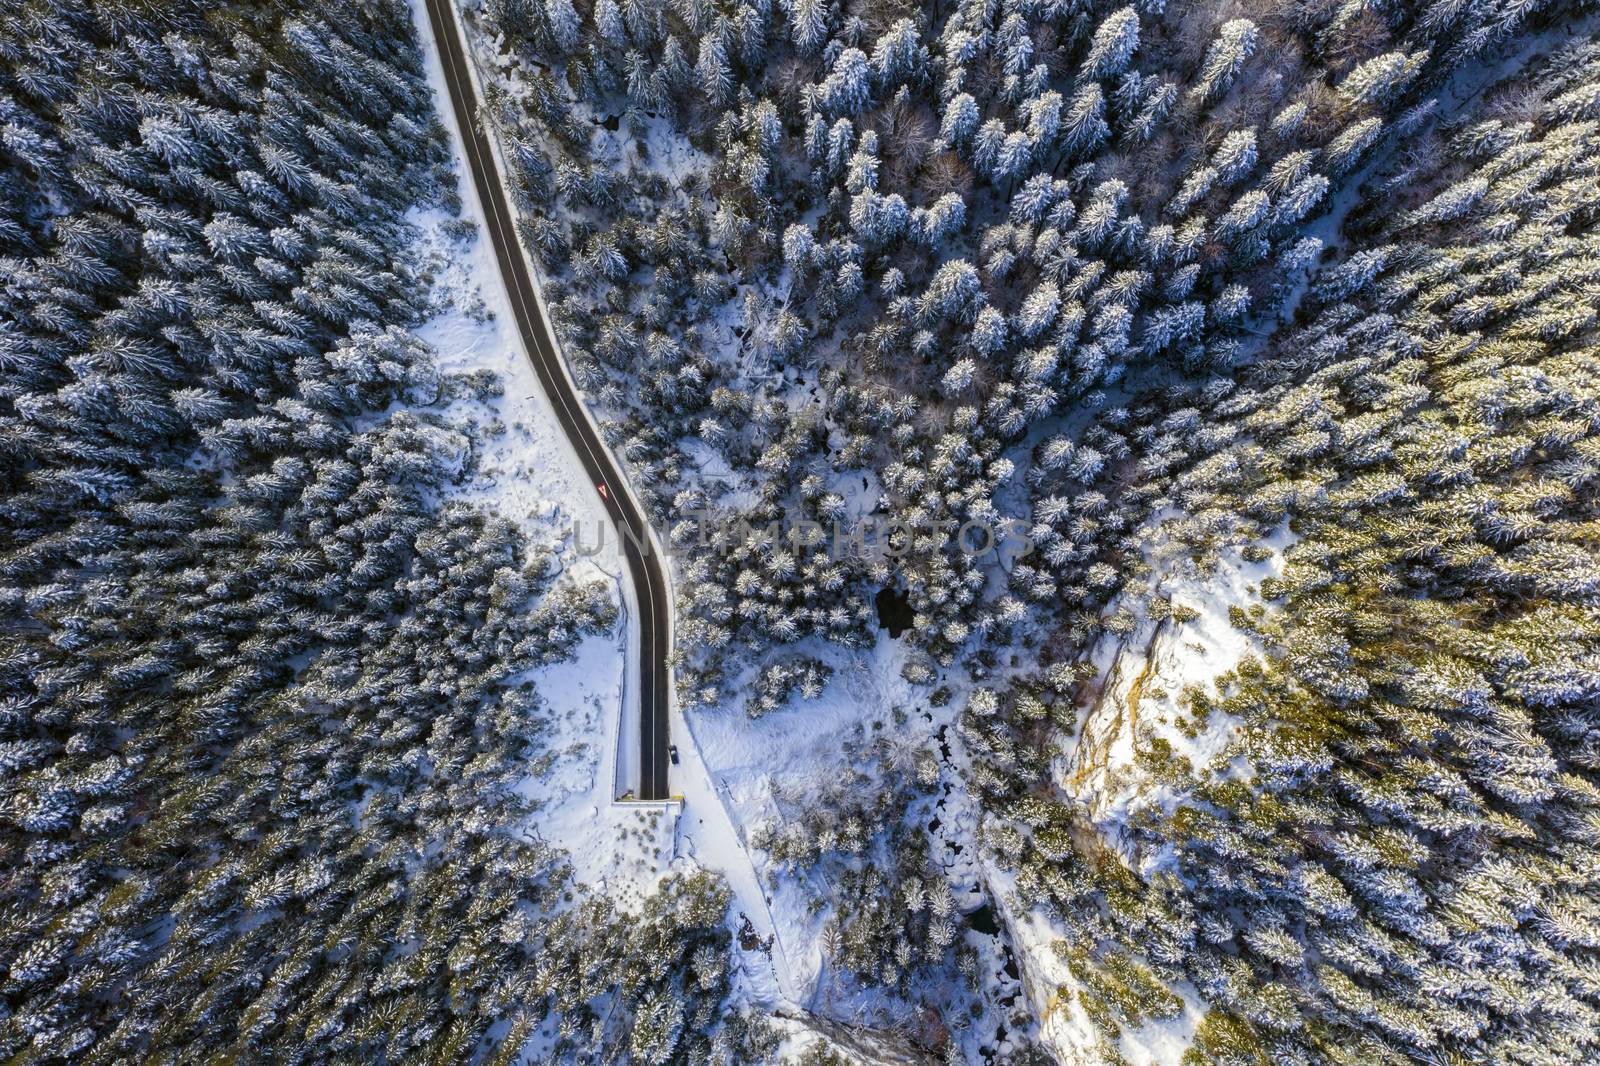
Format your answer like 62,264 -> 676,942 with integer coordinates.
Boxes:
462,0 -> 1600,1059
0,1 -> 739,1062
5,0 -> 1600,1062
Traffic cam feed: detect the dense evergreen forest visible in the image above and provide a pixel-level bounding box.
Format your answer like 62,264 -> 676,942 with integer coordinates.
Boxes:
5,0 -> 1600,1059
470,0 -> 1600,1059
0,1 -> 742,1062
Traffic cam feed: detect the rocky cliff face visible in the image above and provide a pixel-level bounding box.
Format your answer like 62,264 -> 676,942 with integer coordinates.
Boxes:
989,538 -> 1291,1063
1065,535 -> 1289,845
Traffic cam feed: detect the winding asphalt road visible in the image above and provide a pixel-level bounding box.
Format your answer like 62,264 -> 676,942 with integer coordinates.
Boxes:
424,0 -> 672,800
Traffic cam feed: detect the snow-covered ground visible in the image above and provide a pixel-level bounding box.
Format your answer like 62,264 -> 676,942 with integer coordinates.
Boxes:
681,626 -> 1033,1060
687,636 -> 918,997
